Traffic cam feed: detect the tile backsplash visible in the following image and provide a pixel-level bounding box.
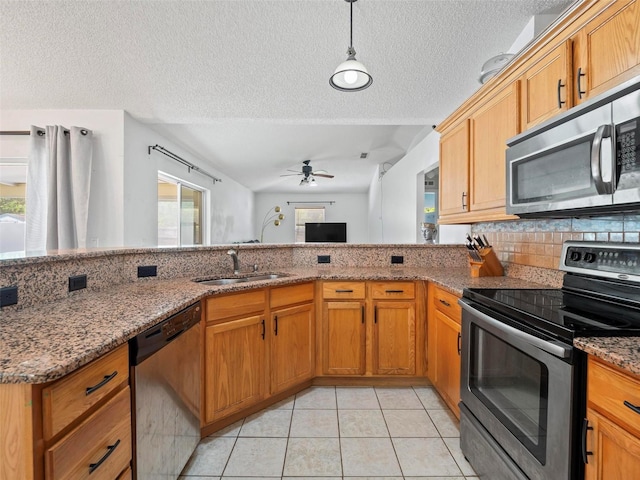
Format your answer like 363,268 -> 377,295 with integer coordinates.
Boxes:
473,213 -> 640,269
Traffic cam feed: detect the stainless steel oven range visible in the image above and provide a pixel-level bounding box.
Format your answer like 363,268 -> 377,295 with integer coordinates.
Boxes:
459,241 -> 640,480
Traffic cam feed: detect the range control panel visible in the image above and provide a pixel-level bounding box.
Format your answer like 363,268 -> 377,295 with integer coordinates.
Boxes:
561,241 -> 640,281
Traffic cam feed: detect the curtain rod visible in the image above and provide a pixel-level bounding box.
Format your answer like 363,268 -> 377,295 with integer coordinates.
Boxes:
148,144 -> 221,184
0,129 -> 88,136
287,201 -> 335,205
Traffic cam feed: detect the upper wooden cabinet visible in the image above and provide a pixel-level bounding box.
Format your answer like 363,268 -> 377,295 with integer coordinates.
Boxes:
470,81 -> 520,212
521,40 -> 572,129
439,120 -> 470,217
437,0 -> 640,224
573,0 -> 640,104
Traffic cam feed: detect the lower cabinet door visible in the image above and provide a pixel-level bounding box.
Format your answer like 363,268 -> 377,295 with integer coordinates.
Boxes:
45,387 -> 131,480
270,303 -> 314,394
585,408 -> 640,480
434,310 -> 461,415
373,301 -> 416,375
322,301 -> 366,375
205,315 -> 266,423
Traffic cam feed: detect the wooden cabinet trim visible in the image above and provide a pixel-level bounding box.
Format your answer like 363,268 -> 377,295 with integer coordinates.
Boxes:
205,289 -> 267,323
270,282 -> 314,309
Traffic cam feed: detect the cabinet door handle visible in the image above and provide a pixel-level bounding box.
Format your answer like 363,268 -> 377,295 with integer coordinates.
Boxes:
624,400 -> 640,415
385,289 -> 404,294
89,439 -> 121,474
581,418 -> 593,464
457,332 -> 461,355
85,371 -> 118,396
438,298 -> 451,307
274,315 -> 278,336
374,306 -> 378,324
461,192 -> 467,209
577,67 -> 586,99
557,79 -> 566,109
335,289 -> 353,293
261,319 -> 265,339
361,305 -> 365,324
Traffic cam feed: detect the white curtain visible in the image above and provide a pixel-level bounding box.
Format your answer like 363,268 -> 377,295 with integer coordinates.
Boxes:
25,125 -> 93,252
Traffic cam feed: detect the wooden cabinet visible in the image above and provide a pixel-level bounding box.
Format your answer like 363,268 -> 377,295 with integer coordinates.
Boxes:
585,356 -> 640,479
574,0 -> 640,104
427,283 -> 461,418
520,40 -> 572,129
204,283 -> 315,424
470,81 -> 520,213
439,120 -> 470,217
270,283 -> 315,394
0,344 -> 131,480
320,281 -> 423,377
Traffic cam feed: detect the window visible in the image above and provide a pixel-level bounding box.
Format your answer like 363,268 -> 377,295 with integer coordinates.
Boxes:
0,161 -> 27,254
294,207 -> 325,243
158,174 -> 205,246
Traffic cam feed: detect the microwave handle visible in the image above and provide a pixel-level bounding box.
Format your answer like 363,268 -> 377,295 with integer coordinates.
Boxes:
591,124 -> 613,194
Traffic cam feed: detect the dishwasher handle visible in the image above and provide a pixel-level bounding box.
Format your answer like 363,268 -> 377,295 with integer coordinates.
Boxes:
130,302 -> 201,366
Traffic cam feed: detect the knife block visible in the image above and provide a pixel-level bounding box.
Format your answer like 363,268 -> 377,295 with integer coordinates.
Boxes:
468,247 -> 504,277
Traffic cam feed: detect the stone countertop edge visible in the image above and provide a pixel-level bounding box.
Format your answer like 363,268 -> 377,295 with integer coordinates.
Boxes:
0,267 -> 550,385
574,337 -> 640,377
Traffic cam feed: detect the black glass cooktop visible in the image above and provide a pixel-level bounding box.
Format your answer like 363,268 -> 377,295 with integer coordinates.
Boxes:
463,286 -> 640,342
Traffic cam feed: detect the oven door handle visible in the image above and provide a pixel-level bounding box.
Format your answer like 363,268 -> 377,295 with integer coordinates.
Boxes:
459,300 -> 572,359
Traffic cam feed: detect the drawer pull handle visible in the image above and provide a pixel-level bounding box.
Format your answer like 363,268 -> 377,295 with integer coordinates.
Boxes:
274,315 -> 278,336
85,371 -> 118,396
261,319 -> 265,340
374,305 -> 378,324
438,299 -> 451,307
335,289 -> 353,293
89,439 -> 121,474
457,332 -> 461,355
624,400 -> 640,415
385,289 -> 404,294
581,418 -> 593,464
361,305 -> 365,324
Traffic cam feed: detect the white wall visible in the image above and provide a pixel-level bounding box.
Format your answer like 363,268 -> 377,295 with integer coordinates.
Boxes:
123,114 -> 255,245
368,131 -> 441,244
254,192 -> 368,244
0,109 -> 126,248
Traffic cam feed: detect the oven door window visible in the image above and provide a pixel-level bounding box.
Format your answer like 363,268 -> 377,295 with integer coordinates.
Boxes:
469,324 -> 549,464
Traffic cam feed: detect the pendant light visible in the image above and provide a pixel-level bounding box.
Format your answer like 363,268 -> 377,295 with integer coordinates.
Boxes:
330,0 -> 372,92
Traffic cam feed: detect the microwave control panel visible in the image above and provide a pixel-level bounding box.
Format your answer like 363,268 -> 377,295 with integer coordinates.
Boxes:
617,119 -> 639,179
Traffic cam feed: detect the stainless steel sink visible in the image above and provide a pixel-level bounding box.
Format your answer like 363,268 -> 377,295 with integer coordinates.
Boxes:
197,273 -> 287,286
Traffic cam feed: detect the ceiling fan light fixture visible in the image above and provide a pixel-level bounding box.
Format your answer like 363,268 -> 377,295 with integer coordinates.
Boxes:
330,0 -> 372,92
309,177 -> 318,187
299,177 -> 309,186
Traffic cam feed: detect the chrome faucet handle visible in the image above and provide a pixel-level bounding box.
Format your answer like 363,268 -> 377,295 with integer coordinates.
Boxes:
227,249 -> 237,255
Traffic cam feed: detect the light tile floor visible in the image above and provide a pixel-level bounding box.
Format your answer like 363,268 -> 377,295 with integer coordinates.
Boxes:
180,386 -> 478,479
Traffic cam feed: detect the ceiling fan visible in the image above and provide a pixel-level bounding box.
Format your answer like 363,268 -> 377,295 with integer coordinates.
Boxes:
281,160 -> 334,186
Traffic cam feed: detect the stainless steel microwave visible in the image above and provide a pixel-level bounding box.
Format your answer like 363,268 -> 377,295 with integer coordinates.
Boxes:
506,76 -> 640,217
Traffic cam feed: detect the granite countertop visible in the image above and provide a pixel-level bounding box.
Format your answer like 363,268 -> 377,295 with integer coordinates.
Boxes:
574,337 -> 640,377
0,267 -> 566,385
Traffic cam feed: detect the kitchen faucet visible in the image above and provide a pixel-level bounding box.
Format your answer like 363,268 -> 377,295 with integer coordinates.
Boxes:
227,249 -> 240,274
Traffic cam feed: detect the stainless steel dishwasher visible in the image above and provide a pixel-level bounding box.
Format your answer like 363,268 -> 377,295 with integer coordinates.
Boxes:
129,301 -> 201,480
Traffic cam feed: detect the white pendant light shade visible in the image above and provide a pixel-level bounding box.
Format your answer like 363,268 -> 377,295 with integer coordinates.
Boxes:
330,51 -> 372,92
330,0 -> 372,92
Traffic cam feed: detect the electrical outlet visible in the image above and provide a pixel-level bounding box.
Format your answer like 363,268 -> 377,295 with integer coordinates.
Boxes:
391,255 -> 404,264
317,255 -> 331,264
0,286 -> 18,307
68,274 -> 87,292
138,265 -> 157,278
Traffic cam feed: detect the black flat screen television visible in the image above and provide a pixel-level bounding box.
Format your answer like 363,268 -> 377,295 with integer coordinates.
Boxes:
305,222 -> 347,243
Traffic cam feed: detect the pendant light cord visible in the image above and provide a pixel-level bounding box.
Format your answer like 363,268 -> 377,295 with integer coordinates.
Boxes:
350,0 -> 353,48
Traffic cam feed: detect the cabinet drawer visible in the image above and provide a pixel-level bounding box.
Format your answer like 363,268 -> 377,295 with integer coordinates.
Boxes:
588,357 -> 640,437
370,282 -> 415,300
271,282 -> 314,309
45,387 -> 131,480
322,282 -> 365,299
206,289 -> 266,322
42,344 -> 129,441
433,286 -> 461,321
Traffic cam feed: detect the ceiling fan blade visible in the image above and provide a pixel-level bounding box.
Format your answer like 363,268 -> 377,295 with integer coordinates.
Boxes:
280,173 -> 303,177
313,173 -> 334,178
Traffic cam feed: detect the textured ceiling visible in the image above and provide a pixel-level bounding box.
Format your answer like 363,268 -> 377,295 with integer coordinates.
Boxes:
0,0 -> 573,192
